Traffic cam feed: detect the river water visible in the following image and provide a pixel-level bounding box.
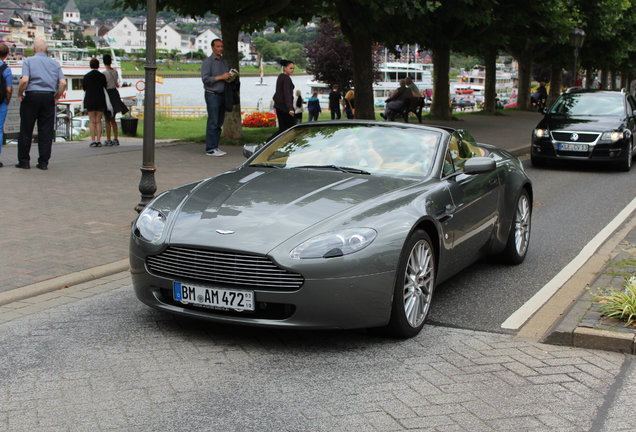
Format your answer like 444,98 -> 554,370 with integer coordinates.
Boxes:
150,75 -> 315,109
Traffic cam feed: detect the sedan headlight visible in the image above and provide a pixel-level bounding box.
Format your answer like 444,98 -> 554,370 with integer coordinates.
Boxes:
135,207 -> 166,243
601,131 -> 623,142
533,129 -> 548,138
290,228 -> 377,259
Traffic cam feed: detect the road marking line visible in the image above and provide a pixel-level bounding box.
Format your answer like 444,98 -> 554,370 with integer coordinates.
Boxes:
501,195 -> 636,330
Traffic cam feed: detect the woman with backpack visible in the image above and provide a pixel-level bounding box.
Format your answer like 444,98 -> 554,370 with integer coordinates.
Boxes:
293,90 -> 303,124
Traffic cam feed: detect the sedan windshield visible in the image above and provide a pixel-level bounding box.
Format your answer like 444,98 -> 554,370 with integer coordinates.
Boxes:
549,93 -> 625,116
249,125 -> 442,177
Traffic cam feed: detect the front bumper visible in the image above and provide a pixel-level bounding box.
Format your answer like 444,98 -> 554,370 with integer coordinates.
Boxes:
130,251 -> 396,330
531,137 -> 630,163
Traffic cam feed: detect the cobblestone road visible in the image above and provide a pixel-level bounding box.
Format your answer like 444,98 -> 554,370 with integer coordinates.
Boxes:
1,275 -> 635,432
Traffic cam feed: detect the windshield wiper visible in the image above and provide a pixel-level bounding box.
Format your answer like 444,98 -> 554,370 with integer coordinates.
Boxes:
249,163 -> 283,169
291,165 -> 371,175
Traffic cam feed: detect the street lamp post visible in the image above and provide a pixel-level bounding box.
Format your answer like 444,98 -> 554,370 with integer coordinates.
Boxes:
135,0 -> 158,213
569,27 -> 586,88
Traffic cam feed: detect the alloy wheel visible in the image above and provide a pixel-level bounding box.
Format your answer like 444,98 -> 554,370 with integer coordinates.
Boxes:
514,194 -> 531,257
402,239 -> 435,328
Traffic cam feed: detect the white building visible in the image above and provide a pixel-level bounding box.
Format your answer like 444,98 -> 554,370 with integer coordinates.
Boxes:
194,28 -> 219,57
104,16 -> 146,53
157,23 -> 190,53
62,0 -> 80,24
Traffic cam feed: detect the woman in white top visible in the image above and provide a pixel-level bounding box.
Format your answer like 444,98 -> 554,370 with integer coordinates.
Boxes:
102,54 -> 129,146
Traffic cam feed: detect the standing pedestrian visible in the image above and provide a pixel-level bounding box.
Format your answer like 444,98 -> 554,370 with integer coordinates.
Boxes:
83,58 -> 107,147
102,53 -> 128,146
15,39 -> 66,170
293,89 -> 303,124
307,92 -> 321,122
344,89 -> 355,119
328,84 -> 342,120
268,59 -> 296,141
201,38 -> 232,157
0,42 -> 13,168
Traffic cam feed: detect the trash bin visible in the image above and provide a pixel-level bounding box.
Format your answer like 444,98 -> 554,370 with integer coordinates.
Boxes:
120,117 -> 139,137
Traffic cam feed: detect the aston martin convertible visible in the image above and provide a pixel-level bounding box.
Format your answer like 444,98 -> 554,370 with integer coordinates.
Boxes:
130,121 -> 532,338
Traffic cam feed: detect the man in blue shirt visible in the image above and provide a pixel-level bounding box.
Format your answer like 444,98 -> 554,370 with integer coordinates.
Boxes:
15,39 -> 66,170
0,43 -> 12,168
201,38 -> 233,157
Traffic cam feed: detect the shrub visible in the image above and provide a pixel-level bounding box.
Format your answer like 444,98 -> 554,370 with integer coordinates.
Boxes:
598,276 -> 636,327
242,112 -> 276,128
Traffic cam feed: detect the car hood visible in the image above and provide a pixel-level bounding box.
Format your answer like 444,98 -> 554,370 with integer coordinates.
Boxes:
540,115 -> 623,132
169,168 -> 421,254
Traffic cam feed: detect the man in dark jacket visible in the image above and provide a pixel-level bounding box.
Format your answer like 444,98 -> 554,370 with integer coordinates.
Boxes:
328,85 -> 343,120
381,79 -> 413,120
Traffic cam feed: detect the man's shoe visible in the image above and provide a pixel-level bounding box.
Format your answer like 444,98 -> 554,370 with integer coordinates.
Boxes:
89,141 -> 101,147
36,163 -> 48,170
112,138 -> 120,146
104,140 -> 113,146
206,148 -> 227,157
15,163 -> 30,169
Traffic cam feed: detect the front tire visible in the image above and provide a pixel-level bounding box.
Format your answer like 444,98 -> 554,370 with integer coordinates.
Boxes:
618,139 -> 633,172
502,190 -> 531,264
386,230 -> 436,338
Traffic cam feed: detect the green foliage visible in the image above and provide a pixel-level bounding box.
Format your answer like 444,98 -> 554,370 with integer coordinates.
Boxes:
597,276 -> 636,327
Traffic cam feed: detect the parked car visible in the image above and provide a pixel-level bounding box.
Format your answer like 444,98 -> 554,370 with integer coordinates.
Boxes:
130,121 -> 533,338
71,116 -> 90,138
531,89 -> 636,171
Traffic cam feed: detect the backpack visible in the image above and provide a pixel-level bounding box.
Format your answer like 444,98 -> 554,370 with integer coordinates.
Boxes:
0,63 -> 7,104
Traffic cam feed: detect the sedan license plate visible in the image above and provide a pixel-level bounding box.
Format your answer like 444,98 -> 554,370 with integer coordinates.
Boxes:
558,142 -> 588,152
173,282 -> 254,312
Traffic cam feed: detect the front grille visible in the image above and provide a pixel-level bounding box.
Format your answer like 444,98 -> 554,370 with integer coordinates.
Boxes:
147,246 -> 304,291
551,131 -> 600,143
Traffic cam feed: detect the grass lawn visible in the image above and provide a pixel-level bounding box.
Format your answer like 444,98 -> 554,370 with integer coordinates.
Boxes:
121,62 -> 304,77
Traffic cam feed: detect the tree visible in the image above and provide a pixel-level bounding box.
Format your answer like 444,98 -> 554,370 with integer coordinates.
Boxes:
305,20 -> 355,91
119,0 -> 294,139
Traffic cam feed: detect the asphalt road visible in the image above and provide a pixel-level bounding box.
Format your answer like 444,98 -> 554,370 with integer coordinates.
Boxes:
429,159 -> 636,333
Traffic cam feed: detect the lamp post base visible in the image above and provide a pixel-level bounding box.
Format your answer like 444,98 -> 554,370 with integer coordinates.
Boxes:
135,166 -> 157,213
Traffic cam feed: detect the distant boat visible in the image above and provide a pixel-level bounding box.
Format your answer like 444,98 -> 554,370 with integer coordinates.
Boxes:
255,57 -> 267,86
305,61 -> 434,107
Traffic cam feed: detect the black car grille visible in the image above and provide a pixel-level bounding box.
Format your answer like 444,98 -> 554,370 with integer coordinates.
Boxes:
146,246 -> 304,291
551,131 -> 600,143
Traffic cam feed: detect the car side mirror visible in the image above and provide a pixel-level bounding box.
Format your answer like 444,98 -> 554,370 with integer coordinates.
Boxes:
463,157 -> 496,174
243,143 -> 263,159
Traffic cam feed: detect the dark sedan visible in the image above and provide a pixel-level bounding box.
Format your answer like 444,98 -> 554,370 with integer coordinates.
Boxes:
130,122 -> 532,338
531,89 -> 636,171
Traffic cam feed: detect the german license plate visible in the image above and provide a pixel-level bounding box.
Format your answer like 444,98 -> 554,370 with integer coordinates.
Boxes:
558,143 -> 588,152
173,282 -> 255,312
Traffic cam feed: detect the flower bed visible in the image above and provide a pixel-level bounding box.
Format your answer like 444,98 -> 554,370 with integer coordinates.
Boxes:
242,112 -> 277,128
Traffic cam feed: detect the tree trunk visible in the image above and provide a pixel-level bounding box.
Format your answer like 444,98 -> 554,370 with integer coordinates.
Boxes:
219,16 -> 242,140
431,44 -> 451,120
600,69 -> 609,89
547,64 -> 562,107
516,52 -> 532,111
483,47 -> 497,113
620,71 -> 628,90
347,32 -> 375,119
585,69 -> 594,89
337,1 -> 375,119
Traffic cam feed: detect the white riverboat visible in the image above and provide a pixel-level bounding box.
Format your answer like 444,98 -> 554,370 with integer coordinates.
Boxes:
305,61 -> 434,107
6,47 -> 139,113
451,64 -> 517,105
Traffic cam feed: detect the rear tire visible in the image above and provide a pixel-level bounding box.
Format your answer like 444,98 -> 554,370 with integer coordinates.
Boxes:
386,230 -> 436,338
502,190 -> 531,264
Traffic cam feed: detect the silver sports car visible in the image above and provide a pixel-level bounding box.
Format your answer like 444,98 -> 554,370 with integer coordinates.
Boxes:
130,122 -> 532,338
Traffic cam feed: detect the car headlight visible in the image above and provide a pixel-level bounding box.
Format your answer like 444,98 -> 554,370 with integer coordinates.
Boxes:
601,131 -> 622,142
135,207 -> 166,243
290,228 -> 377,259
534,129 -> 548,138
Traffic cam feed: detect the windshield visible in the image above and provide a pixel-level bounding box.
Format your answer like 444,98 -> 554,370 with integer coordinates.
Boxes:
249,124 -> 441,177
550,93 -> 625,116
